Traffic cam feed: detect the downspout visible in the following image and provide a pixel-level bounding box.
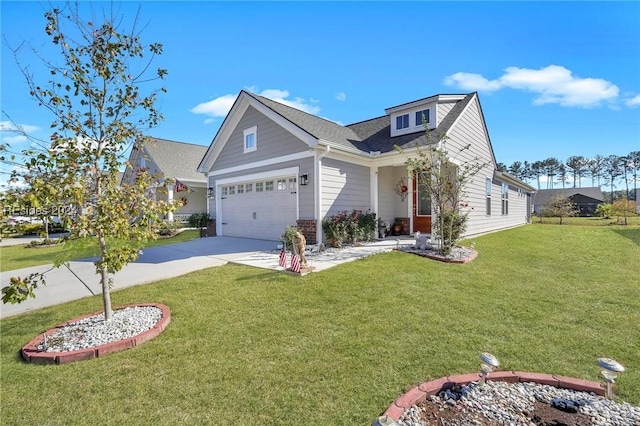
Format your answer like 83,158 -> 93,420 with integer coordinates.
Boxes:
315,145 -> 330,244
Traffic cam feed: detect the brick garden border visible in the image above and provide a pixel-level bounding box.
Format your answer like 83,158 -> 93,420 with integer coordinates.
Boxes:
21,303 -> 171,365
382,371 -> 605,421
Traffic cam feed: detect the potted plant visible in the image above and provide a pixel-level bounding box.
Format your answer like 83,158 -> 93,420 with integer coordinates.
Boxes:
392,221 -> 402,236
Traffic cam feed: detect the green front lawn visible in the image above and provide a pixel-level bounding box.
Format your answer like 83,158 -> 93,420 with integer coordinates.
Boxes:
1,225 -> 639,425
0,230 -> 200,272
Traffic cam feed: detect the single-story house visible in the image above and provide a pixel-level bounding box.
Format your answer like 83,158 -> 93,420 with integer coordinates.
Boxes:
122,137 -> 209,222
197,90 -> 535,243
533,187 -> 604,217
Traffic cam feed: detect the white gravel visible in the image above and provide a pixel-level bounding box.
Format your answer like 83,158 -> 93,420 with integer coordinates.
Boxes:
39,306 -> 162,352
397,380 -> 640,426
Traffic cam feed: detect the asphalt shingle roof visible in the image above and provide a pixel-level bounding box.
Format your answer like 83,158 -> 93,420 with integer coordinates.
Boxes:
533,187 -> 604,206
245,91 -> 474,154
143,137 -> 208,182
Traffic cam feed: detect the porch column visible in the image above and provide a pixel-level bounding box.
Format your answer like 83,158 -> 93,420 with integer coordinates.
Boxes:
370,166 -> 379,216
167,184 -> 174,222
408,173 -> 414,233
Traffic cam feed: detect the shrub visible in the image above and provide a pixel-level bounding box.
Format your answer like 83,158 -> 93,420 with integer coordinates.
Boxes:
322,210 -> 376,247
188,212 -> 211,228
434,208 -> 468,255
155,221 -> 179,237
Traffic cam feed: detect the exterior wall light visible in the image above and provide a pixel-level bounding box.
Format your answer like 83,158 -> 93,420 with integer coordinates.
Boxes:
300,173 -> 309,186
479,352 -> 500,384
207,187 -> 215,199
598,357 -> 625,399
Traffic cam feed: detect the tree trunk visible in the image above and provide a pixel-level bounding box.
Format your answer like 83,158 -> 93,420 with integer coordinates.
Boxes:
97,232 -> 113,321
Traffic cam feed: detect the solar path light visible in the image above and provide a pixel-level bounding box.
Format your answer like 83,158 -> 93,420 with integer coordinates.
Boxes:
479,352 -> 500,384
598,357 -> 625,399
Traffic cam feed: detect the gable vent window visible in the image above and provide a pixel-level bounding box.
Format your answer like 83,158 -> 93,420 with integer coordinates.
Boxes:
243,126 -> 257,153
396,114 -> 409,130
416,109 -> 430,126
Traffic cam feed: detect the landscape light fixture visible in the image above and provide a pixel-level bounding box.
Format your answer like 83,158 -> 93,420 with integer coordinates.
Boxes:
598,357 -> 625,399
479,352 -> 500,384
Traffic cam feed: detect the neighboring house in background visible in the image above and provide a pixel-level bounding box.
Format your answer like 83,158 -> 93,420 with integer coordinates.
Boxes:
198,90 -> 535,243
636,189 -> 640,214
533,187 -> 604,217
122,137 -> 208,222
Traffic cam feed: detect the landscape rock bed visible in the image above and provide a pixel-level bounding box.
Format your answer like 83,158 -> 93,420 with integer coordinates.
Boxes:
398,245 -> 478,264
384,372 -> 639,426
21,303 -> 170,364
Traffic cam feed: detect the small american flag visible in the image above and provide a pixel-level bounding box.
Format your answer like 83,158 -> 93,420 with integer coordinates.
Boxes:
279,250 -> 287,268
290,253 -> 301,273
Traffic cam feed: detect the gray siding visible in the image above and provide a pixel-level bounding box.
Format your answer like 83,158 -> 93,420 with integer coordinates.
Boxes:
445,98 -> 529,237
437,101 -> 455,126
213,106 -> 310,170
377,166 -> 396,226
321,158 -> 371,217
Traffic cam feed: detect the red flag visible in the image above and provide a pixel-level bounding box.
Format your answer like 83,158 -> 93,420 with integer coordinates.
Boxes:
175,179 -> 188,192
279,250 -> 287,268
290,253 -> 301,273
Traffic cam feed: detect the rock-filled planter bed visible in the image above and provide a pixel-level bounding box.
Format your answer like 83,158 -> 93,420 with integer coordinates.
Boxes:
398,245 -> 478,264
21,303 -> 171,364
381,371 -> 640,425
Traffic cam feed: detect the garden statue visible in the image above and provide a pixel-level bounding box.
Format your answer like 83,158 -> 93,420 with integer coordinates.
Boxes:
293,231 -> 308,268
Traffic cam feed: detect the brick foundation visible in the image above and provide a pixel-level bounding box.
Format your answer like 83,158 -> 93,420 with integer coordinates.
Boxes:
296,219 -> 317,244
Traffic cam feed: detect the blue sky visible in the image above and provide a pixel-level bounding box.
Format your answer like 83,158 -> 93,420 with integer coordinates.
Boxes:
1,1 -> 639,187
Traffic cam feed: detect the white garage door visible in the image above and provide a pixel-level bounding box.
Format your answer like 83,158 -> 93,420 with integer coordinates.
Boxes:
220,176 -> 297,241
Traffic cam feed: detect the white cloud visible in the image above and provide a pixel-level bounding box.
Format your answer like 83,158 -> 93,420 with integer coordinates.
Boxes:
1,135 -> 28,144
189,94 -> 237,118
190,88 -> 321,122
0,121 -> 39,134
443,65 -> 619,108
335,92 -> 347,101
625,94 -> 640,108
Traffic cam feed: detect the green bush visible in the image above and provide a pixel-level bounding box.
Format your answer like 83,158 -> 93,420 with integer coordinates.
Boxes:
155,221 -> 179,237
18,223 -> 44,235
322,210 -> 376,247
188,212 -> 211,228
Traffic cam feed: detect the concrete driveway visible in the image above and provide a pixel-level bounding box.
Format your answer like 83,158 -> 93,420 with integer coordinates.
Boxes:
0,236 -> 278,319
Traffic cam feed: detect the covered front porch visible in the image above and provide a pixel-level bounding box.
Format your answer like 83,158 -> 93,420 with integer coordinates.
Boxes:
373,165 -> 432,237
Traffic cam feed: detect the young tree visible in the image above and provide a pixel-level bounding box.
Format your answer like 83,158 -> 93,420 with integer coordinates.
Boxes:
1,4 -> 177,320
405,140 -> 488,256
611,199 -> 636,226
542,195 -> 579,225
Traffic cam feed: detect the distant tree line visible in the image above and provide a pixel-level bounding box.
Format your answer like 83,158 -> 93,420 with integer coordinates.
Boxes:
496,150 -> 640,203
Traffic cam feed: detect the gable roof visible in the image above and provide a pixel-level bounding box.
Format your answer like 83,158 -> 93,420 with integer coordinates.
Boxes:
244,92 -> 364,152
533,187 -> 604,205
347,93 -> 475,153
143,137 -> 208,183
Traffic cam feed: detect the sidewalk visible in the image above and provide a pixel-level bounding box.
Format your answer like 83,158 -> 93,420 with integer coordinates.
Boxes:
0,236 -> 415,319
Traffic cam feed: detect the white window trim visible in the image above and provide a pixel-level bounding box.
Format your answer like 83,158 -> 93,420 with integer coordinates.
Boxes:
243,126 -> 257,153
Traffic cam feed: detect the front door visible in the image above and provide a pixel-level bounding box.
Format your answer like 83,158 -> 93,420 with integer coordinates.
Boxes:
412,175 -> 432,233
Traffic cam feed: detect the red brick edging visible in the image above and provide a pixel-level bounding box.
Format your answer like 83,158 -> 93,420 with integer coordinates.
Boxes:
382,371 -> 605,421
21,303 -> 171,365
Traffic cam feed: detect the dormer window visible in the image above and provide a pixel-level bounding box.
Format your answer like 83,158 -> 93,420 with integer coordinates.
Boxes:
243,126 -> 257,153
416,109 -> 430,126
396,114 -> 409,130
